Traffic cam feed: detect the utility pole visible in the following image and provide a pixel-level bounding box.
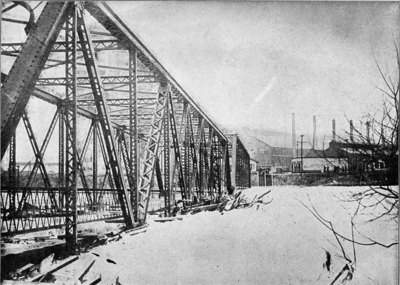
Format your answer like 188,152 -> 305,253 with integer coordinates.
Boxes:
300,135 -> 304,176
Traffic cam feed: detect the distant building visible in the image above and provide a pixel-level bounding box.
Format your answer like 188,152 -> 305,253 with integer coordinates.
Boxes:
250,158 -> 259,186
291,140 -> 387,173
291,148 -> 348,173
241,136 -> 293,174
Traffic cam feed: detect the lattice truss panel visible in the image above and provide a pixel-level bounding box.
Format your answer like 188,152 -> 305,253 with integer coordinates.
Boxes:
0,1 -> 234,245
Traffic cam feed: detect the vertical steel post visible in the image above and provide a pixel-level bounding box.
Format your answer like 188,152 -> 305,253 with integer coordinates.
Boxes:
163,94 -> 171,215
58,105 -> 65,208
220,140 -> 227,194
216,138 -> 222,198
8,131 -> 16,212
64,4 -> 78,252
225,143 -> 233,194
208,129 -> 214,198
231,135 -> 237,190
198,127 -> 204,199
129,48 -> 138,221
93,120 -> 98,204
183,104 -> 190,202
300,134 -> 304,176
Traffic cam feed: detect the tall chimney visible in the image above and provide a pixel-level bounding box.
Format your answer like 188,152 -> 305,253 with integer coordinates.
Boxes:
366,121 -> 370,143
332,119 -> 336,142
312,115 -> 316,148
292,113 -> 296,157
350,120 -> 354,141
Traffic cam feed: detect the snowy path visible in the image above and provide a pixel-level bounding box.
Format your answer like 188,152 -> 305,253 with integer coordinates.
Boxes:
77,186 -> 397,284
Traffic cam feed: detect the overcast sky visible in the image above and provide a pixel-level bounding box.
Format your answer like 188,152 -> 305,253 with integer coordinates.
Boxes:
110,1 -> 399,137
1,1 -> 399,164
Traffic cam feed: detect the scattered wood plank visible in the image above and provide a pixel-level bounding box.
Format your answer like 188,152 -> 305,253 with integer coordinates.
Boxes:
76,259 -> 96,283
57,233 -> 100,240
15,263 -> 35,275
34,235 -> 54,242
82,273 -> 101,285
2,281 -> 68,285
190,204 -> 219,214
129,229 -> 147,236
153,216 -> 183,222
26,255 -> 79,282
125,224 -> 148,234
105,219 -> 125,224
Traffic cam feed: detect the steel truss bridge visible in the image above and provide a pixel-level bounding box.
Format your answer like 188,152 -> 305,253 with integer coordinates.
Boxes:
1,1 -> 250,251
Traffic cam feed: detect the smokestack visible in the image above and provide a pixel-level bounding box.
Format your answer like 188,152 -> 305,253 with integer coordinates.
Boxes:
332,119 -> 336,142
366,121 -> 370,143
312,115 -> 316,148
350,120 -> 354,141
292,113 -> 296,157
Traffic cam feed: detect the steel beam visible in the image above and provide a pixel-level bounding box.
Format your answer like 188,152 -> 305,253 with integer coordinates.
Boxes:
1,39 -> 122,54
231,134 -> 237,189
1,2 -> 71,159
76,8 -> 135,228
58,106 -> 65,207
97,126 -> 115,190
77,122 -> 94,205
163,94 -> 171,215
92,120 -> 98,203
78,98 -> 157,107
8,131 -> 17,213
129,49 -> 138,219
64,5 -> 78,252
137,83 -> 168,224
36,75 -> 156,86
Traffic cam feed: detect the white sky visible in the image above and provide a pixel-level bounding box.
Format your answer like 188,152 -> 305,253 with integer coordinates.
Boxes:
109,1 -> 399,137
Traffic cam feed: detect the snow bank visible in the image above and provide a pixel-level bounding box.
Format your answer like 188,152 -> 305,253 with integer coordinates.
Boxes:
78,186 -> 397,284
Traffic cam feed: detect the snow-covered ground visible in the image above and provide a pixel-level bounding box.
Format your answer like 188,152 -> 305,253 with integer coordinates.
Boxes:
71,186 -> 398,284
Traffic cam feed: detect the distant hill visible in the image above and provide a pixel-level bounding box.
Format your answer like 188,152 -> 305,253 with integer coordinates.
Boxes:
236,126 -> 330,150
238,127 -> 292,149
238,134 -> 271,153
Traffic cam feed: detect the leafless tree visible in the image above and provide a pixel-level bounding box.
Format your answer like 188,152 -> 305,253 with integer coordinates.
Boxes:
302,45 -> 399,284
344,43 -> 399,224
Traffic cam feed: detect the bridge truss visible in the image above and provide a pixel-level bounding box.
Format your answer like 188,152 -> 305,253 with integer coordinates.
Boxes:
1,1 -> 249,251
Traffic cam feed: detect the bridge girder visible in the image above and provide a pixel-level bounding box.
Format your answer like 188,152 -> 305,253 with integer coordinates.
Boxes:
0,1 -> 246,252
